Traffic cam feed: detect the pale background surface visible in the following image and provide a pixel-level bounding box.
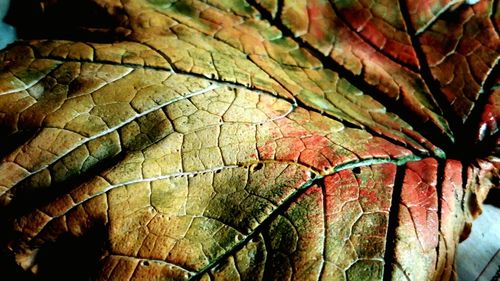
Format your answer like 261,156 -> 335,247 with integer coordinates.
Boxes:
457,205 -> 500,281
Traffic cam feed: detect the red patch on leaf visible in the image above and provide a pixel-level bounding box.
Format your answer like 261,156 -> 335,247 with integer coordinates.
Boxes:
275,138 -> 305,162
307,1 -> 325,39
324,170 -> 359,212
257,140 -> 276,159
401,158 -> 439,251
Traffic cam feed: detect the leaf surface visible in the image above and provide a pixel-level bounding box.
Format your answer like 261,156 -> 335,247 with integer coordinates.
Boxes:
0,0 -> 498,280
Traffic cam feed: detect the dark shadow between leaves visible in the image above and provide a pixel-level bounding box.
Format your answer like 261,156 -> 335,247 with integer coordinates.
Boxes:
0,248 -> 34,281
32,224 -> 107,281
0,222 -> 108,281
0,129 -> 38,160
484,188 -> 500,208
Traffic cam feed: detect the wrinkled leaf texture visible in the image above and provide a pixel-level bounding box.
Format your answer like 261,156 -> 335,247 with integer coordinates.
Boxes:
0,0 -> 499,280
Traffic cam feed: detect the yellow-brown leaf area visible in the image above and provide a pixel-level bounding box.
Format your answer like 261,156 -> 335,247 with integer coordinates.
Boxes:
1,34 -> 413,280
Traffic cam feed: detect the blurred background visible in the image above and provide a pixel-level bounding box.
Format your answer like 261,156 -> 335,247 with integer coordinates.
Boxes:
0,0 -> 15,49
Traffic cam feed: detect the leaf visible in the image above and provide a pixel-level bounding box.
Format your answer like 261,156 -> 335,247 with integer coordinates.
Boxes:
0,0 -> 498,280
418,0 -> 499,123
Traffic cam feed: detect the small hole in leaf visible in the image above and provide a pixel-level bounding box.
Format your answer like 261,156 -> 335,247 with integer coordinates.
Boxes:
251,163 -> 264,172
352,167 -> 361,174
234,234 -> 243,242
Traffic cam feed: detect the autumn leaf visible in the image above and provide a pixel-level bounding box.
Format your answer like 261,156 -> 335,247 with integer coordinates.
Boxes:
0,0 -> 498,280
